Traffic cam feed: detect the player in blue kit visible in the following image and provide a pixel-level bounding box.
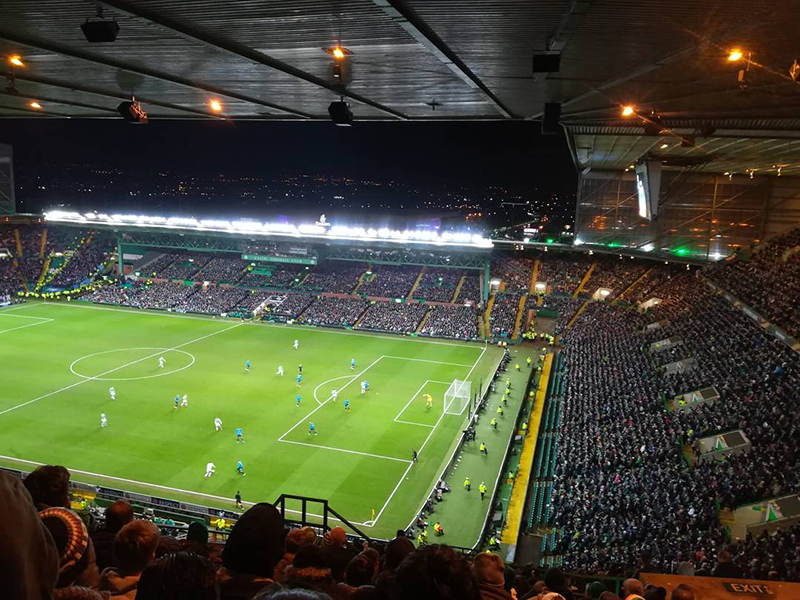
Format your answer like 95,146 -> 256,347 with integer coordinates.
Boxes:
308,421 -> 318,436
237,460 -> 246,476
351,357 -> 356,370
245,360 -> 250,372
344,399 -> 350,412
296,394 -> 301,407
236,427 -> 244,443
296,373 -> 302,387
174,395 -> 180,409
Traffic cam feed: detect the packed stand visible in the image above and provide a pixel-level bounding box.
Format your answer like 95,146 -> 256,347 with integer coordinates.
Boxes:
489,293 -> 520,338
540,296 -> 585,336
142,252 -> 178,277
412,268 -> 462,303
624,263 -> 685,304
548,271 -> 800,579
580,257 -> 649,299
265,293 -> 314,320
10,462 -> 636,600
240,264 -> 302,289
419,305 -> 479,340
49,237 -> 113,288
456,272 -> 481,304
538,254 -> 593,296
122,282 -> 198,311
708,225 -> 800,338
158,252 -> 211,280
194,256 -> 249,284
359,264 -> 420,298
82,283 -> 146,305
492,257 -> 534,293
299,296 -> 369,327
300,261 -> 364,294
356,301 -> 428,334
182,286 -> 248,315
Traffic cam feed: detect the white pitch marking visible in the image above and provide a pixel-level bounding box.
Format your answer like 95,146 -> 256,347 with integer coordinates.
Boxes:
0,454 -> 369,526
0,322 -> 242,417
277,355 -> 385,441
279,439 -> 412,464
382,355 -> 474,367
370,345 -> 487,526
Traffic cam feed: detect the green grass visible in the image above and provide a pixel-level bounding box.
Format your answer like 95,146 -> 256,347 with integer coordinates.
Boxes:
0,300 -> 501,544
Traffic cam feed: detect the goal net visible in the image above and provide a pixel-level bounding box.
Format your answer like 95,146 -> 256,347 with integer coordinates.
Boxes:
443,379 -> 471,416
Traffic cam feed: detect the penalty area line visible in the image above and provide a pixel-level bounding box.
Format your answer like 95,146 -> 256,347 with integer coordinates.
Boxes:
278,440 -> 412,464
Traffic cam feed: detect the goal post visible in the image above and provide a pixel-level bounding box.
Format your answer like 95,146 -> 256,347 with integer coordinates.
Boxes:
444,379 -> 471,416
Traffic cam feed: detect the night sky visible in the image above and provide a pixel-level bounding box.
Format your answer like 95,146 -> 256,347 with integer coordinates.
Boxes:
0,119 -> 577,225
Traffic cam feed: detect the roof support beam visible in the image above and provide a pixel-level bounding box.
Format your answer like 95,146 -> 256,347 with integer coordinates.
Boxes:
0,31 -> 313,118
530,43 -> 700,119
94,0 -> 406,120
9,73 -> 228,119
0,87 -> 118,114
533,0 -> 592,83
371,0 -> 513,118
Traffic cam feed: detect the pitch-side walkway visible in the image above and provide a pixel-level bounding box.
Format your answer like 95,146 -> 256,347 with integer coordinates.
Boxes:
417,346 -> 541,549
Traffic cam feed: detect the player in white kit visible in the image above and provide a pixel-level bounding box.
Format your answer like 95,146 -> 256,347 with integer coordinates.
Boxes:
205,462 -> 216,478
214,417 -> 223,431
158,356 -> 165,368
332,389 -> 338,402
100,413 -> 107,427
293,339 -> 299,350
277,366 -> 284,376
109,387 -> 116,401
181,394 -> 189,407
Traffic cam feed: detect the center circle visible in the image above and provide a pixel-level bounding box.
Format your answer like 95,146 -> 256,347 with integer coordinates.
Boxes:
70,347 -> 196,381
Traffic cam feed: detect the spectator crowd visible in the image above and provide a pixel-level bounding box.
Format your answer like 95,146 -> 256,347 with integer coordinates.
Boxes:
5,463 -> 708,600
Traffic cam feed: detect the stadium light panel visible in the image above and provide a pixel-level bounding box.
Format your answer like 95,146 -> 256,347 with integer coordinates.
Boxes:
9,55 -> 24,67
28,101 -> 42,109
621,105 -> 635,117
209,99 -> 223,112
43,210 -> 492,249
727,49 -> 743,62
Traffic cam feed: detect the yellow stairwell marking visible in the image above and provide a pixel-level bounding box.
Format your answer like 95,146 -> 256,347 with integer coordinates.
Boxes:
572,262 -> 596,298
528,259 -> 540,294
565,300 -> 589,330
451,273 -> 467,303
484,293 -> 496,337
407,266 -> 426,299
501,353 -> 553,544
613,266 -> 653,305
512,295 -> 528,340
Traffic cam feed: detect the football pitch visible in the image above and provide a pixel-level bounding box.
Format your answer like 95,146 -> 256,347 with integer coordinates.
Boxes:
0,300 -> 502,541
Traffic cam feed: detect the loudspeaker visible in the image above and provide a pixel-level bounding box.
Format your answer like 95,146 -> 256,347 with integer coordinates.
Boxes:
532,53 -> 561,73
81,20 -> 120,43
117,101 -> 147,124
542,103 -> 561,135
328,101 -> 353,126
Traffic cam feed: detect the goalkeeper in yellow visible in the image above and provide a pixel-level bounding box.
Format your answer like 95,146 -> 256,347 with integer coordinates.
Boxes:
424,393 -> 433,409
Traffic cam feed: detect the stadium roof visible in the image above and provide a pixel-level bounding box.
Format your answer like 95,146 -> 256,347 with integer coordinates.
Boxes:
1,2 -> 798,175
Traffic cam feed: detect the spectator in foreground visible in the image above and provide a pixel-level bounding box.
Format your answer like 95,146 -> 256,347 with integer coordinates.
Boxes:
218,503 -> 285,600
712,550 -> 744,579
542,568 -> 574,600
472,552 -> 513,600
0,472 -> 59,600
24,465 -> 71,510
394,544 -> 480,600
283,545 -> 352,600
39,507 -> 101,597
98,520 -> 160,599
621,579 -> 645,600
182,521 -> 212,560
669,584 -> 694,600
274,526 -> 317,584
92,499 -> 135,571
136,551 -> 219,600
321,526 -> 355,583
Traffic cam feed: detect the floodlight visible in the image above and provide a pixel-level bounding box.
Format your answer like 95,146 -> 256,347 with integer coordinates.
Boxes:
209,99 -> 223,112
9,55 -> 24,67
621,105 -> 635,117
28,101 -> 42,109
727,49 -> 743,62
